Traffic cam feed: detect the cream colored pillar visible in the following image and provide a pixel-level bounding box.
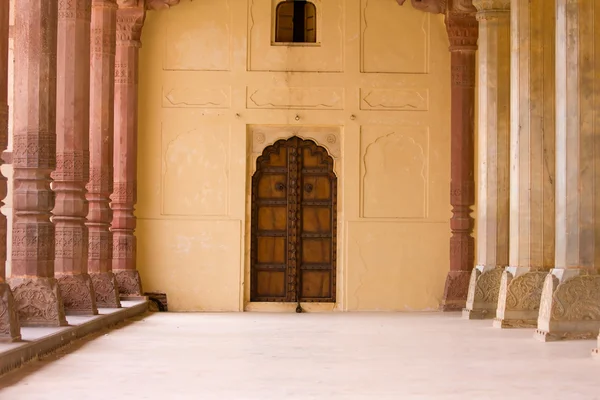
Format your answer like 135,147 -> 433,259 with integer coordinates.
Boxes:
463,0 -> 511,320
536,0 -> 600,342
494,0 -> 555,329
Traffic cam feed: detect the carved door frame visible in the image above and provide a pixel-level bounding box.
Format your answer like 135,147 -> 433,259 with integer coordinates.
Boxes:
244,125 -> 343,311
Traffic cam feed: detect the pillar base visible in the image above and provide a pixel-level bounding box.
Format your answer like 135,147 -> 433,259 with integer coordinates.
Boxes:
493,268 -> 547,329
440,270 -> 471,311
114,270 -> 143,297
534,269 -> 600,342
0,283 -> 21,342
462,265 -> 503,320
56,274 -> 99,316
8,277 -> 68,327
91,272 -> 121,308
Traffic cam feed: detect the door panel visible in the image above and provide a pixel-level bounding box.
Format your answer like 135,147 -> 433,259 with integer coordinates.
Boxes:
251,136 -> 337,303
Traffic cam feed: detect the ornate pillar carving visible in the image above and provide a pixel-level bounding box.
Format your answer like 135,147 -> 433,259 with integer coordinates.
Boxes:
0,0 -> 20,341
536,0 -> 600,342
494,0 -> 555,329
112,0 -> 179,297
462,0 -> 511,320
397,0 -> 479,311
442,11 -> 478,311
54,0 -> 98,315
88,0 -> 121,308
10,0 -> 67,326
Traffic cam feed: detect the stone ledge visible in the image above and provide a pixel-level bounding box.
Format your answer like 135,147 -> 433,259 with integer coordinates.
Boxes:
0,299 -> 147,376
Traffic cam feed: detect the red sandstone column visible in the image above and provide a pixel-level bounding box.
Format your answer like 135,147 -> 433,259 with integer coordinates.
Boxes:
0,0 -> 20,341
112,2 -> 145,296
440,12 -> 478,311
87,0 -> 121,308
10,0 -> 67,327
54,0 -> 98,315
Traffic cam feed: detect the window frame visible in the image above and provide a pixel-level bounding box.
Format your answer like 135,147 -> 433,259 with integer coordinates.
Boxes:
272,0 -> 321,47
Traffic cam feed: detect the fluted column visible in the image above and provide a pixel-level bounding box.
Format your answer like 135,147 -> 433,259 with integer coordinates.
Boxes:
463,0 -> 511,320
53,0 -> 97,315
112,1 -> 145,296
0,0 -> 20,341
537,0 -> 600,342
9,0 -> 67,327
493,0 -> 555,329
87,0 -> 121,308
440,12 -> 479,311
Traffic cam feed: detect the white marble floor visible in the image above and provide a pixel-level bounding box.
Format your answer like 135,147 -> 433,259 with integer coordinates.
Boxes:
0,312 -> 598,400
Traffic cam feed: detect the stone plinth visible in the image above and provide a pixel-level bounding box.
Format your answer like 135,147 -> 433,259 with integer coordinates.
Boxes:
494,268 -> 547,328
462,265 -> 503,320
535,270 -> 600,342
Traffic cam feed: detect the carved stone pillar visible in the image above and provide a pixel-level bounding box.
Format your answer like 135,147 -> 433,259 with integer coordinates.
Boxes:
112,1 -> 145,296
10,0 -> 67,327
494,0 -> 555,329
54,0 -> 98,315
87,0 -> 121,308
463,0 -> 511,320
536,0 -> 600,342
0,0 -> 20,341
441,12 -> 478,311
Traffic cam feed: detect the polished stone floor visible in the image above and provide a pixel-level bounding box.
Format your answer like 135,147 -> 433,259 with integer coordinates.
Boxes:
0,312 -> 598,399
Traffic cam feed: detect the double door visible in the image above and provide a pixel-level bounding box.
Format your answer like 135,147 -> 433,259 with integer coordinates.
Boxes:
251,137 -> 337,303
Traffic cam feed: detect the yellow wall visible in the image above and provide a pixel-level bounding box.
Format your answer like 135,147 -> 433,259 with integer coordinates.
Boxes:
137,0 -> 452,311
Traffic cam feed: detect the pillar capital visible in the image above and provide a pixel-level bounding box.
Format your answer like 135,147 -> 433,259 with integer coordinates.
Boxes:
446,12 -> 478,51
116,5 -> 145,47
473,0 -> 509,20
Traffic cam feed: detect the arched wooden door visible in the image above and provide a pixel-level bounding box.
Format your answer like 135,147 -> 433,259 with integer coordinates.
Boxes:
251,137 -> 337,303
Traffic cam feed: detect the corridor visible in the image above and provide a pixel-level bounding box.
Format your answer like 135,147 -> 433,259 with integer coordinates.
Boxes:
0,312 -> 597,399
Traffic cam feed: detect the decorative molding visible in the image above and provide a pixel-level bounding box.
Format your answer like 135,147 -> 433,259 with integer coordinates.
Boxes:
250,126 -> 341,162
360,88 -> 429,111
247,88 -> 344,110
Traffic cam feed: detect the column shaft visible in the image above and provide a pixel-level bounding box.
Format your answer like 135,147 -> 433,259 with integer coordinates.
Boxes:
0,0 -> 20,341
112,4 -> 144,296
54,0 -> 97,315
441,12 -> 478,311
463,0 -> 511,320
494,0 -> 555,329
536,0 -> 600,341
87,0 -> 121,308
10,0 -> 67,326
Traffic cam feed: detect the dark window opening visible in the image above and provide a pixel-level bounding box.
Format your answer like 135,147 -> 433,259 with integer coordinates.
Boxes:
275,1 -> 317,43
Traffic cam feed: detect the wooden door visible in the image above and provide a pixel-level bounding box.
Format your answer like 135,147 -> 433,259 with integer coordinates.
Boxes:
251,137 -> 337,303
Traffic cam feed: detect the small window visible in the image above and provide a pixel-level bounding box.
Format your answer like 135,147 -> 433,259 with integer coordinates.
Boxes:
275,0 -> 317,44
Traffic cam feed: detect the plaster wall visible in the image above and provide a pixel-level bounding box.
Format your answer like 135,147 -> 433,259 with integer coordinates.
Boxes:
137,0 -> 452,311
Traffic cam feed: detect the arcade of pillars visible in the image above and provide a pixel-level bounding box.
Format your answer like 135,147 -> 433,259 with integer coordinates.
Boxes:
1,0 -> 600,356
